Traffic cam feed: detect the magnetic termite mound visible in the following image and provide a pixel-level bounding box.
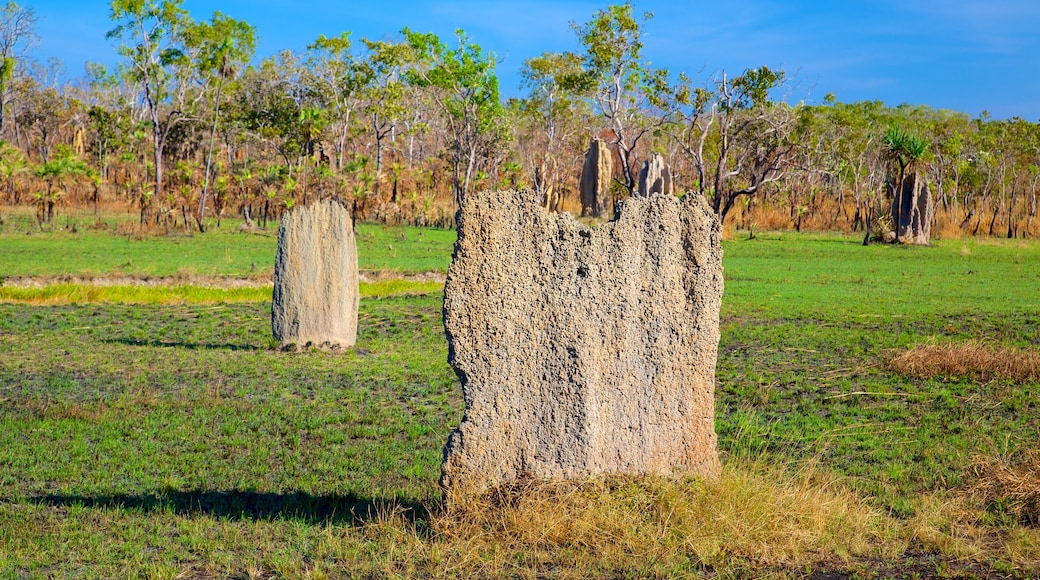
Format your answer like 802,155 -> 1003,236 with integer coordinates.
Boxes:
271,198 -> 359,351
441,189 -> 724,492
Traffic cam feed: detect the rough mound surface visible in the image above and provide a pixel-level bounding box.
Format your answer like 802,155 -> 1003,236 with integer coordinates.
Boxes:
272,198 -> 359,350
441,189 -> 723,491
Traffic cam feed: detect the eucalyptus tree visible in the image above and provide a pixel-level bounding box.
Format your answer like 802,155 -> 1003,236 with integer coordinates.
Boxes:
359,37 -> 414,189
519,51 -> 588,209
84,66 -> 126,183
190,11 -> 254,231
107,0 -> 252,223
233,52 -> 313,178
799,98 -> 889,231
13,73 -> 80,163
107,0 -> 193,218
307,32 -> 365,171
403,28 -> 505,211
0,1 -> 37,139
922,109 -> 971,220
572,2 -> 670,196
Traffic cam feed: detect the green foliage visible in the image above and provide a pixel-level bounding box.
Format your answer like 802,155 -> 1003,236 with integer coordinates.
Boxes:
0,55 -> 12,83
725,66 -> 785,111
570,2 -> 671,194
403,27 -> 505,205
883,126 -> 929,171
187,11 -> 255,78
572,1 -> 648,94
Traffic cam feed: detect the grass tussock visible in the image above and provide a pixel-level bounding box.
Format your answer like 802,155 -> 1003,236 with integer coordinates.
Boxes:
888,340 -> 1040,383
415,463 -> 891,576
966,451 -> 1040,527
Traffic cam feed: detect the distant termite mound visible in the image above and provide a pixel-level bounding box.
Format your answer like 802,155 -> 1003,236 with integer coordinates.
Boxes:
579,137 -> 613,218
272,198 -> 359,351
441,189 -> 723,493
638,153 -> 674,197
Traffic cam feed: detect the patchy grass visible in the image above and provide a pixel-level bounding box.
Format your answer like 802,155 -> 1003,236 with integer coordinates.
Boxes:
0,207 -> 453,278
0,227 -> 1039,577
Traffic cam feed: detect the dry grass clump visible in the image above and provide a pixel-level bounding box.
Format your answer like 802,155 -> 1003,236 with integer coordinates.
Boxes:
888,340 -> 1040,383
965,451 -> 1040,527
409,462 -> 890,576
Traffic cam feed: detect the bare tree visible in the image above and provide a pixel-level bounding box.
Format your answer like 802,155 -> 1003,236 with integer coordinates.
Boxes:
669,66 -> 798,224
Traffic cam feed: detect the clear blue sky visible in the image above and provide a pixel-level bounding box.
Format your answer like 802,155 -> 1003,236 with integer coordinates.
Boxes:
25,0 -> 1040,120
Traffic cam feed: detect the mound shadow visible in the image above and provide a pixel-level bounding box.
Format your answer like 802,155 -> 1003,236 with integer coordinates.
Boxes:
31,489 -> 432,526
102,337 -> 264,351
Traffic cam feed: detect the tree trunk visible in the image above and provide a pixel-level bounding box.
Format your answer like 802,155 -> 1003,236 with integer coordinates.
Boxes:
891,172 -> 932,245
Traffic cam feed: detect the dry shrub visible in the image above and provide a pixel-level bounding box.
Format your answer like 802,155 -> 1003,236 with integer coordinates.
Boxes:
932,211 -> 967,240
744,201 -> 793,231
888,340 -> 1040,383
346,464 -> 1040,577
966,451 -> 1040,527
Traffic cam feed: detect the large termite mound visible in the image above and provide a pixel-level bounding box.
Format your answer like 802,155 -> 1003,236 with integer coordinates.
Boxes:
441,189 -> 724,491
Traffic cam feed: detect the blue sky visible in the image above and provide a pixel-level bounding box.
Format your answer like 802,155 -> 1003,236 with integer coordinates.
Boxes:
25,0 -> 1040,120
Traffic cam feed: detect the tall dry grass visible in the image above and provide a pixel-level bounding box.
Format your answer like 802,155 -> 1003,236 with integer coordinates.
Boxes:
359,462 -> 896,577
344,461 -> 1040,577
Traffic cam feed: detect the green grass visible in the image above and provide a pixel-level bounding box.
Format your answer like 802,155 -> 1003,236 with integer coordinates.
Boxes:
0,224 -> 1039,577
722,232 -> 1040,319
0,207 -> 454,278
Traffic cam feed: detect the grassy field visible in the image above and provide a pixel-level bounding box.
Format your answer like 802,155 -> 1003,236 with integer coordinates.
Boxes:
0,207 -> 454,278
1,212 -> 1039,577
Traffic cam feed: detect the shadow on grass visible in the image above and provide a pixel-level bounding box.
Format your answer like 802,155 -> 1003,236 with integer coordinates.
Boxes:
102,337 -> 264,351
31,489 -> 433,526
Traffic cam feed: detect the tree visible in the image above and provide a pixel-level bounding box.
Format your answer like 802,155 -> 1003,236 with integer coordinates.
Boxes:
882,126 -> 930,243
13,80 -> 53,160
668,66 -> 796,224
108,0 -> 192,221
520,51 -> 588,210
307,32 -> 364,171
0,1 -> 37,139
404,28 -> 505,212
107,0 -> 251,225
190,11 -> 255,231
234,52 -> 311,177
572,2 -> 670,196
359,37 -> 414,191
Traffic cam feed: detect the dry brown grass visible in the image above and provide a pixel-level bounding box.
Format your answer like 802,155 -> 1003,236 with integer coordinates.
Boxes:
888,340 -> 1040,383
965,451 -> 1040,527
347,462 -> 1040,577
411,462 -> 892,576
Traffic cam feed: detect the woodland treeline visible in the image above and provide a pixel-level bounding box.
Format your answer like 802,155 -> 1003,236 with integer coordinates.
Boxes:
1,0 -> 1038,238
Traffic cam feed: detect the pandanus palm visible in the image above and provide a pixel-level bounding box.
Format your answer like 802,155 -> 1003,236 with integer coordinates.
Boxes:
883,127 -> 929,242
